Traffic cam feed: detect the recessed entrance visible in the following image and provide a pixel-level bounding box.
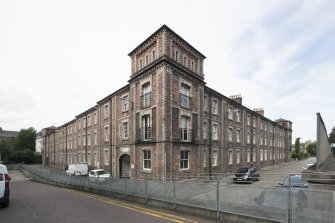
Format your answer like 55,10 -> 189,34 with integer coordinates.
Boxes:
119,154 -> 131,178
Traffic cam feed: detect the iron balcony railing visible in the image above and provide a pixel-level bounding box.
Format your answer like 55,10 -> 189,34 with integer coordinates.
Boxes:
179,93 -> 192,109
178,128 -> 195,143
140,92 -> 152,109
136,127 -> 153,143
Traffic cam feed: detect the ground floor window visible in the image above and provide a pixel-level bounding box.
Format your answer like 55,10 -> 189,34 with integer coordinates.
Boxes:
104,149 -> 109,165
211,149 -> 218,167
247,150 -> 250,163
88,153 -> 91,165
143,150 -> 151,170
94,152 -> 98,167
236,151 -> 240,164
264,150 -> 268,161
180,150 -> 189,170
228,151 -> 233,164
203,150 -> 207,167
252,150 -> 256,163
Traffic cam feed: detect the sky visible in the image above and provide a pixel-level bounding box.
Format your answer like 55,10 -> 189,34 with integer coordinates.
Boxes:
1,0 -> 334,142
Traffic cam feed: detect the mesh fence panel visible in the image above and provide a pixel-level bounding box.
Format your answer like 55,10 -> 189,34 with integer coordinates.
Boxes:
175,181 -> 217,210
19,165 -> 334,223
147,180 -> 174,202
292,188 -> 333,223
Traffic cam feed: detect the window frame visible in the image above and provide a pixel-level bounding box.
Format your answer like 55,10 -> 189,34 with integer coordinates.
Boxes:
211,149 -> 218,167
180,150 -> 190,170
143,150 -> 151,170
123,122 -> 129,139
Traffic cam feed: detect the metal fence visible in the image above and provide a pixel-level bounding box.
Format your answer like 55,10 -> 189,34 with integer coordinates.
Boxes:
20,165 -> 334,223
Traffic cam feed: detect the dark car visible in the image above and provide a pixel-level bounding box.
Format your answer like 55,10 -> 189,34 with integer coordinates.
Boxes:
279,175 -> 309,188
233,167 -> 260,183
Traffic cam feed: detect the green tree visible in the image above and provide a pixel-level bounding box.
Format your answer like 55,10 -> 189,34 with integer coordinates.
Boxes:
0,139 -> 14,163
14,127 -> 36,151
292,137 -> 304,160
329,127 -> 335,144
0,127 -> 41,164
294,137 -> 301,154
307,142 -> 317,156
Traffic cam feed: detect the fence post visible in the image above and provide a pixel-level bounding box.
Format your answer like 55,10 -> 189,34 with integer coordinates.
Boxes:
287,174 -> 292,223
124,177 -> 127,199
173,173 -> 176,209
109,174 -> 112,192
216,175 -> 220,219
145,173 -> 148,204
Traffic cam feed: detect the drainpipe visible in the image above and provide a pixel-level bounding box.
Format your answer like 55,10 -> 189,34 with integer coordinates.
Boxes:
65,125 -> 68,165
54,132 -> 56,167
85,113 -> 88,164
273,126 -> 275,166
46,133 -> 48,165
208,90 -> 212,180
250,117 -> 253,166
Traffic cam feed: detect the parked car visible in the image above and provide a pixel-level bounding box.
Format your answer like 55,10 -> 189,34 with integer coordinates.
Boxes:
66,163 -> 88,176
0,164 -> 10,208
279,175 -> 309,188
233,167 -> 260,183
88,169 -> 110,182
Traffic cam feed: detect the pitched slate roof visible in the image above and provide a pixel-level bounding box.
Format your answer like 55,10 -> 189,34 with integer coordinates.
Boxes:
0,127 -> 18,139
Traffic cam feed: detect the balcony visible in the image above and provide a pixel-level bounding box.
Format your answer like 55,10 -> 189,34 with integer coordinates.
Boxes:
180,94 -> 192,109
174,128 -> 195,143
141,92 -> 152,109
136,127 -> 153,143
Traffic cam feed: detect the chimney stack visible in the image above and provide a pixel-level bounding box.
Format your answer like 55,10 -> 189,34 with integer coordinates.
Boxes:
254,108 -> 264,116
229,94 -> 242,104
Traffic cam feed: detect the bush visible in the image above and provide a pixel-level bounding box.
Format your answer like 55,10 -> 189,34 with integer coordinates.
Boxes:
9,150 -> 42,164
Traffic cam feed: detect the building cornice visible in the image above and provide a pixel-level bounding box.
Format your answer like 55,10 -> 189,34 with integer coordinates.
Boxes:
128,56 -> 206,84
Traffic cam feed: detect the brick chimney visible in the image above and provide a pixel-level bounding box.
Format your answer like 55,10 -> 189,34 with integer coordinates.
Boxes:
254,108 -> 264,116
229,94 -> 242,104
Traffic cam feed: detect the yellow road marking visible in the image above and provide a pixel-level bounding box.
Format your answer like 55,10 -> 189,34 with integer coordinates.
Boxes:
62,188 -> 198,223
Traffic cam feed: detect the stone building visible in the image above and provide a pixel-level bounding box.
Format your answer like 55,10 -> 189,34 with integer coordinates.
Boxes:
41,25 -> 292,179
0,127 -> 18,141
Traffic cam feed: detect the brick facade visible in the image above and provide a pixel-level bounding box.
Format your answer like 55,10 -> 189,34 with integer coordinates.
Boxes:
41,25 -> 293,180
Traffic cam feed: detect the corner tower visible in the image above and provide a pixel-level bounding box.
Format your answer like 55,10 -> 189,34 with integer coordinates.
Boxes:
127,25 -> 206,179
128,25 -> 206,80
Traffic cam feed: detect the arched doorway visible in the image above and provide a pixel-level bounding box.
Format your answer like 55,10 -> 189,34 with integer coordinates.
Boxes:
119,154 -> 131,178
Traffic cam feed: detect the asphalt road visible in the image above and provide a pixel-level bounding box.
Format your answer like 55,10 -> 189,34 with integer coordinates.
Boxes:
1,171 -> 216,223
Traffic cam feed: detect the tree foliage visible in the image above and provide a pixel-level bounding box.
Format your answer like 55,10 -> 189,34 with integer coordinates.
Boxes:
292,137 -> 304,160
329,127 -> 335,144
14,127 -> 36,151
0,127 -> 41,164
294,137 -> 301,153
307,142 -> 317,156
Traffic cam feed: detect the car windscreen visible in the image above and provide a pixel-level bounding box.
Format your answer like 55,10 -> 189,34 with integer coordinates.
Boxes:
291,177 -> 305,184
96,170 -> 108,175
237,168 -> 249,173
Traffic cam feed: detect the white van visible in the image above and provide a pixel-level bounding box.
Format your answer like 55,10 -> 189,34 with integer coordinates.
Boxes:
0,164 -> 10,207
65,163 -> 88,176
